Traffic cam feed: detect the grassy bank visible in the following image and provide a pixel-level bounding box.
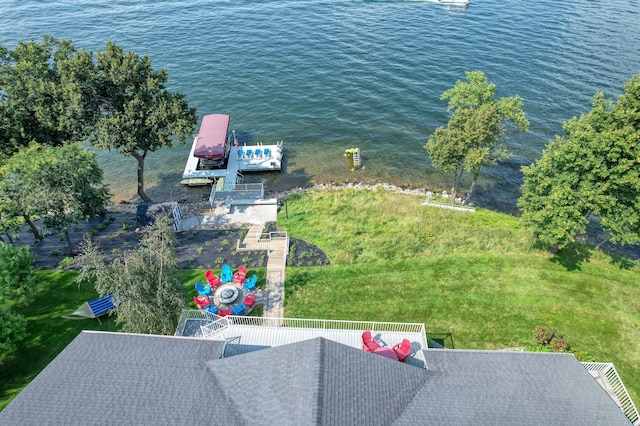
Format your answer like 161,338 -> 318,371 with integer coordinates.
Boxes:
278,187 -> 640,403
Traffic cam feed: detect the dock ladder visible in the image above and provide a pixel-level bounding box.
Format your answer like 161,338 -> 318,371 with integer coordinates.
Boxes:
352,148 -> 361,167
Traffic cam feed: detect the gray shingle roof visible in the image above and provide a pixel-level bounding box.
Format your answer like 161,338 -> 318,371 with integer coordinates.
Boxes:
395,349 -> 632,425
208,337 -> 429,425
0,331 -> 631,425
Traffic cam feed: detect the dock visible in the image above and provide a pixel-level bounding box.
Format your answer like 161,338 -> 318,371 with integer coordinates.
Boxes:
181,137 -> 283,186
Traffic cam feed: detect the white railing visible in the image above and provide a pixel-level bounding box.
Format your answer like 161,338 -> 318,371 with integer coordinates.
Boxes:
200,315 -> 232,339
172,202 -> 182,230
582,362 -> 639,425
210,182 -> 266,207
259,231 -> 289,268
220,315 -> 427,349
175,309 -> 219,336
231,183 -> 264,199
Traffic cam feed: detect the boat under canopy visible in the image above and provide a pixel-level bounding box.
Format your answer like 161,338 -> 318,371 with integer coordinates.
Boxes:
193,114 -> 230,162
182,114 -> 284,186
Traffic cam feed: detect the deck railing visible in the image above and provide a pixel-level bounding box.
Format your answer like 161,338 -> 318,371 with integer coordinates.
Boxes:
177,311 -> 427,347
172,202 -> 183,231
175,309 -> 219,336
210,182 -> 266,207
200,315 -> 231,339
259,231 -> 289,268
213,315 -> 427,349
582,362 -> 639,425
231,183 -> 264,199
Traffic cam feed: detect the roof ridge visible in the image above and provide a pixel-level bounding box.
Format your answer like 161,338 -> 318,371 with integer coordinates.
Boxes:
311,337 -> 326,425
389,367 -> 432,425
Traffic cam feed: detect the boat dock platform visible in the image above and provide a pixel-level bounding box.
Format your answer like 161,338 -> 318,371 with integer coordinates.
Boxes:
181,139 -> 284,186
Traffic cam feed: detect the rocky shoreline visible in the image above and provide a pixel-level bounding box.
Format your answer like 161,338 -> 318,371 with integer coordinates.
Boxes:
106,182 -> 431,218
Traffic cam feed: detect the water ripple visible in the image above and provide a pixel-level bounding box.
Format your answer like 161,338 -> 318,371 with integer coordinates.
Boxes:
0,0 -> 639,210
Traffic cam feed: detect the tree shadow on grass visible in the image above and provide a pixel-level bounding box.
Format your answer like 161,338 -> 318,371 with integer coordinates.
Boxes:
548,242 -> 592,271
602,250 -> 636,270
545,240 -> 636,271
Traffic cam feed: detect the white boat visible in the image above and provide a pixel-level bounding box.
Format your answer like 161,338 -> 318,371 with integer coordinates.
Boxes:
436,0 -> 469,5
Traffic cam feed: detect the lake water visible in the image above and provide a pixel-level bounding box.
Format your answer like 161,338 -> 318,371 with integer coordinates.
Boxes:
1,0 -> 639,212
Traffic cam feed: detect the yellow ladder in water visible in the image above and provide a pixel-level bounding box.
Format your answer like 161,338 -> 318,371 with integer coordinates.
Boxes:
352,148 -> 361,167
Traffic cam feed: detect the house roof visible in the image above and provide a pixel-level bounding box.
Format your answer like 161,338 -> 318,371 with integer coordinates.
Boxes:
0,331 -> 631,425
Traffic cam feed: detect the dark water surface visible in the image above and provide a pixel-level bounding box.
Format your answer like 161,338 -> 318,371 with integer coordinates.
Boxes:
1,0 -> 639,212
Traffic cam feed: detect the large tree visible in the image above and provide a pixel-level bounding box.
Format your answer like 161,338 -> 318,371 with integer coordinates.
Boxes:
425,71 -> 529,204
0,144 -> 110,251
0,36 -> 98,161
518,73 -> 640,249
77,215 -> 186,335
92,42 -> 196,202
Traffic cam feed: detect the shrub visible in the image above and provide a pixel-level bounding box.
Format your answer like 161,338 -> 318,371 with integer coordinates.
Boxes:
532,325 -> 551,345
550,336 -> 570,353
58,257 -> 75,269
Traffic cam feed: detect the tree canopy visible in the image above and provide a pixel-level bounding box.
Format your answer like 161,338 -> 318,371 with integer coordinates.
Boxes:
425,71 -> 529,203
0,244 -> 34,360
0,244 -> 36,305
0,306 -> 27,361
77,215 -> 186,335
0,144 -> 110,251
0,36 -> 97,161
92,41 -> 196,202
1,36 -> 197,203
518,73 -> 640,249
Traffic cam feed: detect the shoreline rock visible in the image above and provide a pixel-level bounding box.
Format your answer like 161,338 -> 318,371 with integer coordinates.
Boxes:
105,182 -> 432,217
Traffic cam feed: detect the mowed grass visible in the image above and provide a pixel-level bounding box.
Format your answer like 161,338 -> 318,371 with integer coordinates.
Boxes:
281,187 -> 533,264
279,188 -> 640,403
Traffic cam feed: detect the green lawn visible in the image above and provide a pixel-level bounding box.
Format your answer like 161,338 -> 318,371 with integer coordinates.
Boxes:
1,187 -> 639,410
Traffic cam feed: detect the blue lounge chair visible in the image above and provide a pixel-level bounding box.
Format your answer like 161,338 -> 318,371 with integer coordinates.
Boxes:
220,264 -> 233,283
205,305 -> 219,314
243,274 -> 257,290
232,304 -> 247,315
195,281 -> 211,296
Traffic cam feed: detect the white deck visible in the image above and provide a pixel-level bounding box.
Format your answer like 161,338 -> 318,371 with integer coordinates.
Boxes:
177,313 -> 428,368
182,138 -> 283,182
